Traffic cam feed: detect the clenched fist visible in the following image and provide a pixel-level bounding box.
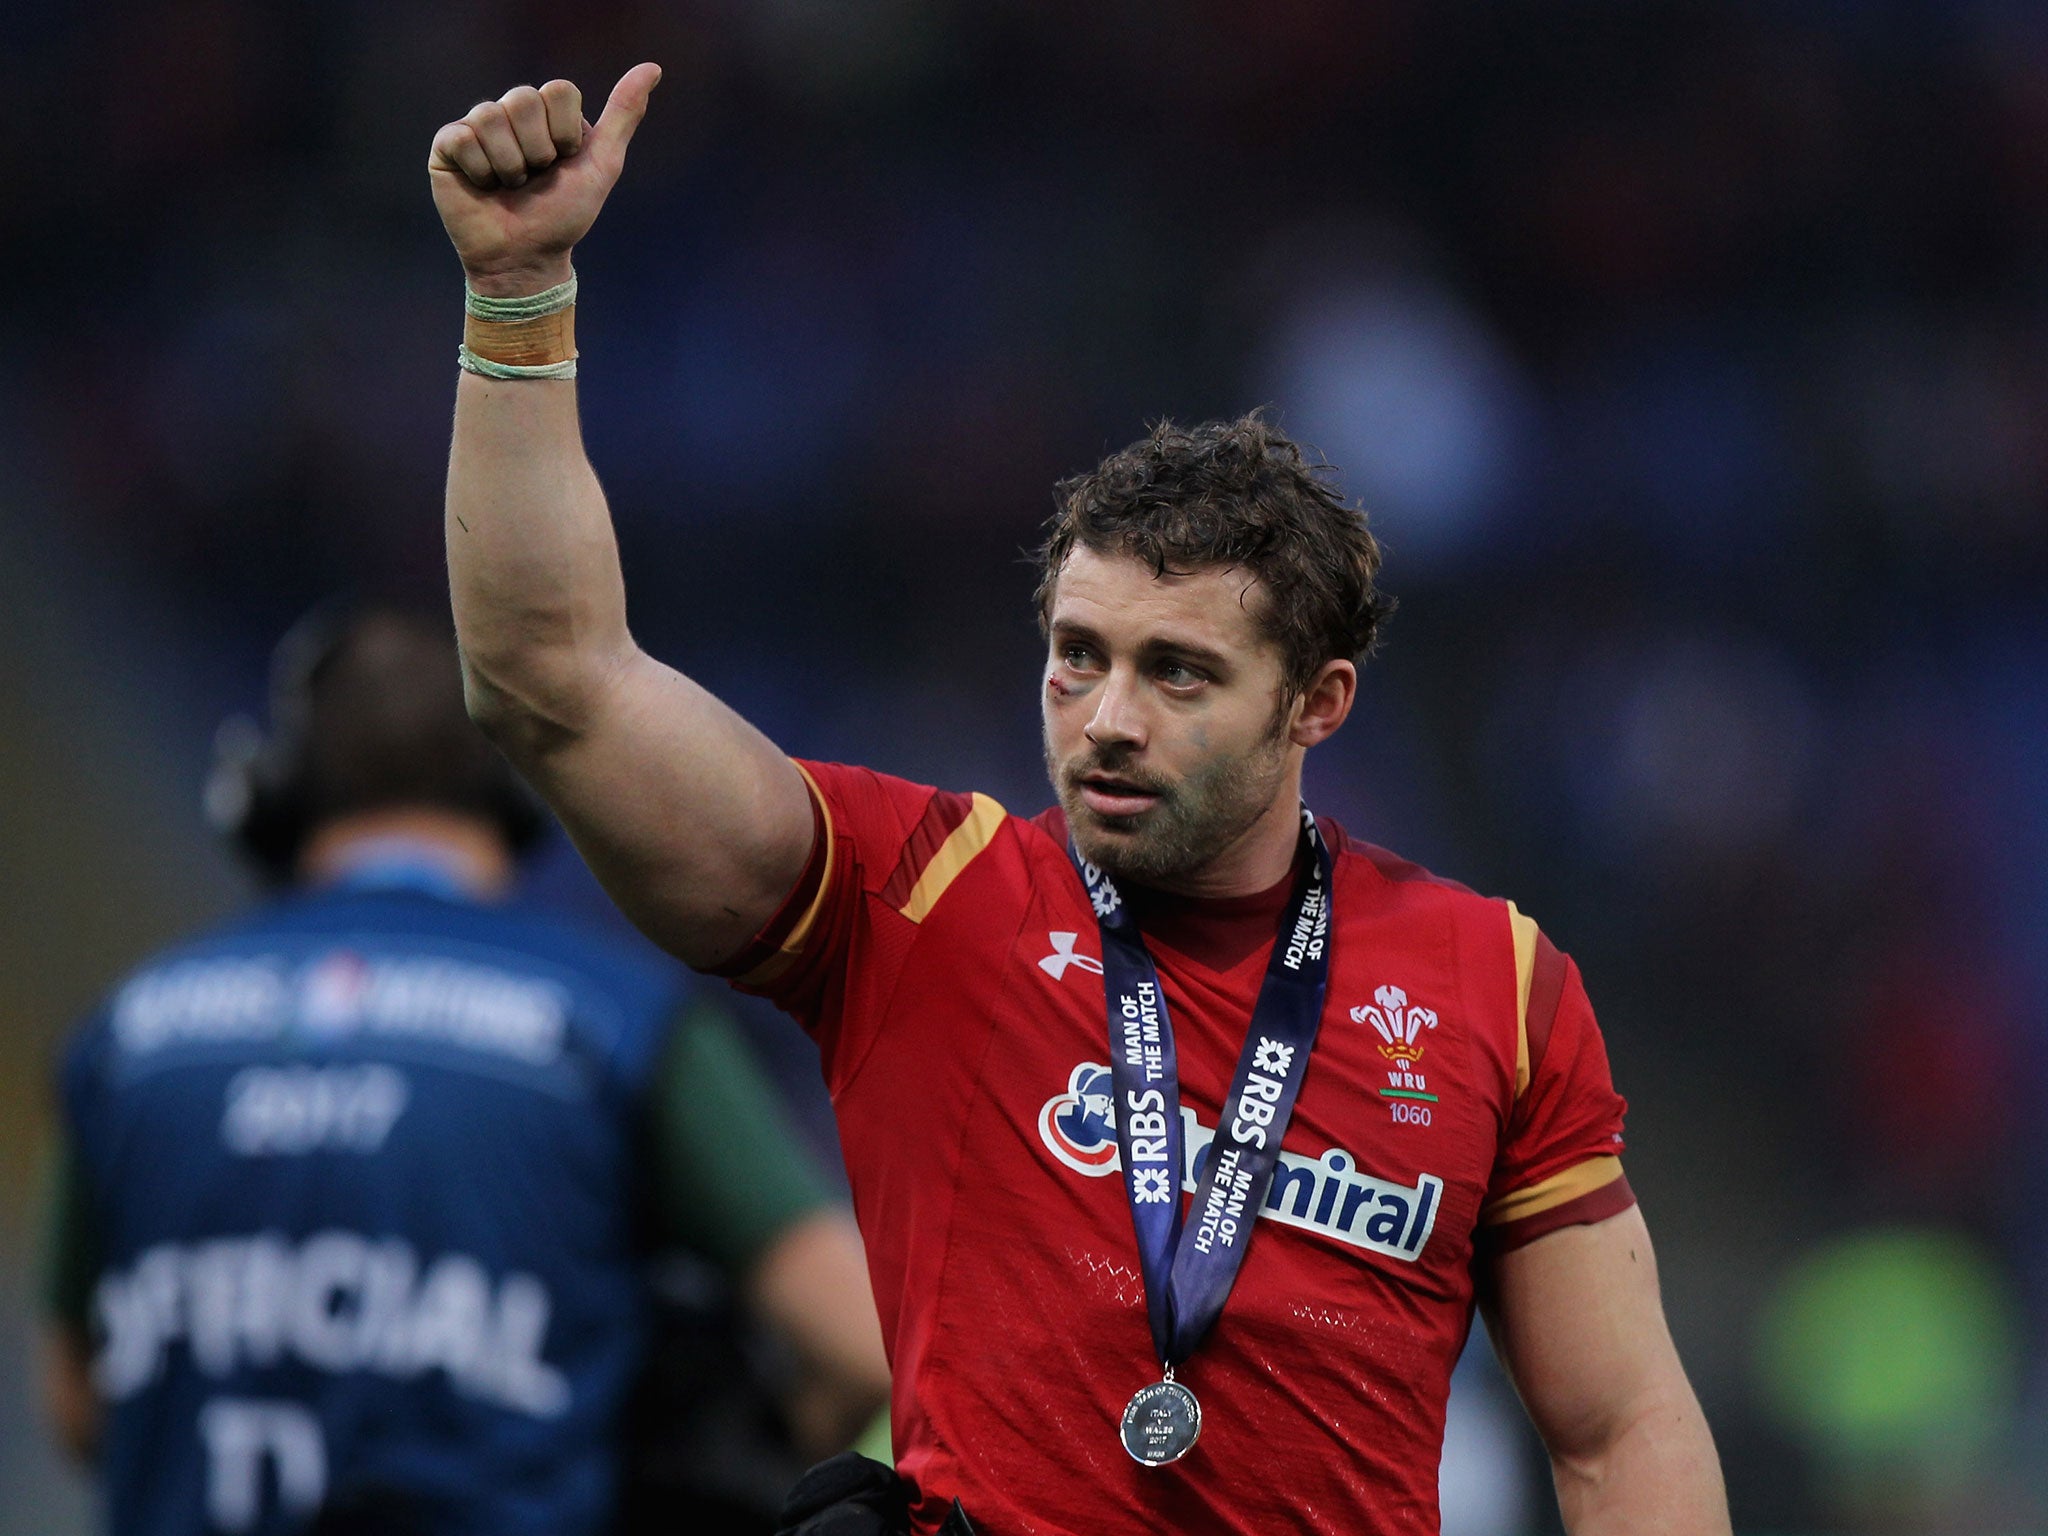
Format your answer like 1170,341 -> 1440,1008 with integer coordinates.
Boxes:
429,64 -> 660,297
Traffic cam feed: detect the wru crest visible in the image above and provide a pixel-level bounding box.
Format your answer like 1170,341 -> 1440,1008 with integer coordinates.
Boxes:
1351,985 -> 1438,1073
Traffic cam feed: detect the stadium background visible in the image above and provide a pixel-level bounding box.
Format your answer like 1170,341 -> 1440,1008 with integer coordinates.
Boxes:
2,1 -> 2044,1531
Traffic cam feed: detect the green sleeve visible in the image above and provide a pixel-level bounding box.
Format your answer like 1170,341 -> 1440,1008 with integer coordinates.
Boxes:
36,1133 -> 101,1333
646,1003 -> 835,1276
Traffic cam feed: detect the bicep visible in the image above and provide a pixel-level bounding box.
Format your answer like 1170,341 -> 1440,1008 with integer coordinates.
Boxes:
1479,1205 -> 1688,1462
525,649 -> 815,968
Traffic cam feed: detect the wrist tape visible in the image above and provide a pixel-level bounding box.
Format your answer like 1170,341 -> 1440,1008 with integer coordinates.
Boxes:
458,271 -> 578,380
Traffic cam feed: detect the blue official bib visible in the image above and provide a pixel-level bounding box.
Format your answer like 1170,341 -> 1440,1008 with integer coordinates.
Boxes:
60,878 -> 683,1536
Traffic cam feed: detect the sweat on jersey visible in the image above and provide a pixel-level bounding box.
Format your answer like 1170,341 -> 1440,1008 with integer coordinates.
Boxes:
47,878 -> 828,1536
720,761 -> 1633,1536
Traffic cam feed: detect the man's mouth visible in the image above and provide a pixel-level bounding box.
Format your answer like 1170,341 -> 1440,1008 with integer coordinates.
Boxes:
1075,772 -> 1163,819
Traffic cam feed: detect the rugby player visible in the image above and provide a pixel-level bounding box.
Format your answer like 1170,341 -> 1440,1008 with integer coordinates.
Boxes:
428,66 -> 1731,1535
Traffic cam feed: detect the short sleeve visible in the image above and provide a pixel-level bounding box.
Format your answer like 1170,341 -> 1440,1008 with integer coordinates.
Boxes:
644,1004 -> 834,1275
42,1025 -> 110,1332
35,1131 -> 101,1332
714,760 -> 1007,1093
1479,923 -> 1634,1252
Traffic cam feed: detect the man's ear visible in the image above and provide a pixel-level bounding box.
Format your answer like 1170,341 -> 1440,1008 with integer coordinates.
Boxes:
1287,659 -> 1357,749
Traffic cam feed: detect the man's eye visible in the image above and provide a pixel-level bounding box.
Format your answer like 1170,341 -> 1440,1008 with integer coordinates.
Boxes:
1158,662 -> 1204,688
1062,645 -> 1098,670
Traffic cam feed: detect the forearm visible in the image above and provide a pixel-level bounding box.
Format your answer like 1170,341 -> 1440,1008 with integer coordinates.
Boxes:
446,359 -> 633,757
41,1326 -> 100,1464
749,1211 -> 892,1450
1553,1383 -> 1729,1536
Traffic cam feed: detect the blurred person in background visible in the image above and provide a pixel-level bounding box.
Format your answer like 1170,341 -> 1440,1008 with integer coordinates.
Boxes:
428,68 -> 1728,1536
35,603 -> 889,1536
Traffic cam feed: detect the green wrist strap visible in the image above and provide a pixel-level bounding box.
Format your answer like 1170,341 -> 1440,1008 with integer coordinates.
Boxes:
456,350 -> 579,380
464,270 -> 576,320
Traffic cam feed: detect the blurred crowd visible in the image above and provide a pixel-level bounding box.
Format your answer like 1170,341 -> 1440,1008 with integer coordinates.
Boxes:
2,1 -> 2045,1531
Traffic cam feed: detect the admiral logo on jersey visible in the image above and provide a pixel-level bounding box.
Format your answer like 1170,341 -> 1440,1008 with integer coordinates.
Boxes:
1036,1061 -> 1443,1261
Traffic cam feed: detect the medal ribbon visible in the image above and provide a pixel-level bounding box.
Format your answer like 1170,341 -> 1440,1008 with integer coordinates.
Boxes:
1072,807 -> 1333,1370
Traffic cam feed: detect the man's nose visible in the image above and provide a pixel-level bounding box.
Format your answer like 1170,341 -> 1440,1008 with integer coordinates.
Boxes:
1084,669 -> 1146,751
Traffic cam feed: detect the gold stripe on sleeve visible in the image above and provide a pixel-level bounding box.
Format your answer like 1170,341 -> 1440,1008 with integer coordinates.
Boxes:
1508,901 -> 1538,1100
1482,1155 -> 1624,1227
897,793 -> 1008,924
770,762 -> 838,961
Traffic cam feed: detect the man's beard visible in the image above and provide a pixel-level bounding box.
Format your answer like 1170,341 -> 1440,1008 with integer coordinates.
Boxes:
1045,715 -> 1291,890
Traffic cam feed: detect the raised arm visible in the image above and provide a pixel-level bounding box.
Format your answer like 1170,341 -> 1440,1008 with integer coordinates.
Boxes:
1480,1206 -> 1730,1535
430,68 -> 813,967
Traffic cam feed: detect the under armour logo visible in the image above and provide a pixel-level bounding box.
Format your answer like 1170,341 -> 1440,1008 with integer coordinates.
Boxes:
1039,932 -> 1105,980
1253,1037 -> 1295,1076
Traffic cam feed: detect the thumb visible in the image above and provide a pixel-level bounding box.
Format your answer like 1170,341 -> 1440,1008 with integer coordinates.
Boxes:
588,62 -> 661,167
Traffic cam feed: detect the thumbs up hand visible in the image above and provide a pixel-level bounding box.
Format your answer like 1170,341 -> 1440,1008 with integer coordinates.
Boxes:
428,64 -> 661,296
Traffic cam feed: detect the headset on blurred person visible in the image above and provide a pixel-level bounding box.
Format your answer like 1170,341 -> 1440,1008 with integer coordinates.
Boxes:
203,597 -> 546,880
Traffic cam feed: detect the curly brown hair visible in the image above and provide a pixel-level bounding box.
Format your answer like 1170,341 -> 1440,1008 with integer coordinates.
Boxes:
1034,412 -> 1392,694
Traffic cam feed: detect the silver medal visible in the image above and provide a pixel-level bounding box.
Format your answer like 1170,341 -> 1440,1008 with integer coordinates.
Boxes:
1120,1377 -> 1202,1466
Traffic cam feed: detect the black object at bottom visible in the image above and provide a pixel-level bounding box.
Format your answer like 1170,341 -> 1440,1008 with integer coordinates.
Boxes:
621,1263 -> 817,1535
774,1451 -> 906,1536
775,1452 -> 979,1536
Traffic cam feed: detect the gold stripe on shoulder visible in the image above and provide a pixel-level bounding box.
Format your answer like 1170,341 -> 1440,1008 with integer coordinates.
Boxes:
1507,901 -> 1538,1101
743,761 -> 837,980
1481,1155 -> 1623,1227
897,792 -> 1007,924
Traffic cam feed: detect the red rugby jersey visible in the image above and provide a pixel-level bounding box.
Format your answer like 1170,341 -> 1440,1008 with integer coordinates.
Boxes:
727,762 -> 1633,1536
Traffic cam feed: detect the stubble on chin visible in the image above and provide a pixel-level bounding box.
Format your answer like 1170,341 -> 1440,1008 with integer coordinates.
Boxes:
1045,733 -> 1288,891
1044,741 -> 1166,881
1068,796 -> 1198,886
